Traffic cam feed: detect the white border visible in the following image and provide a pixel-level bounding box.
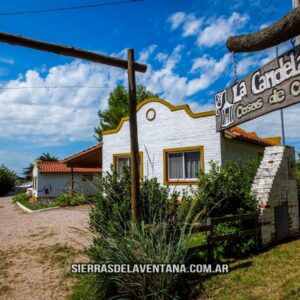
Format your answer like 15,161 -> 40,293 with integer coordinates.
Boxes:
16,201 -> 59,213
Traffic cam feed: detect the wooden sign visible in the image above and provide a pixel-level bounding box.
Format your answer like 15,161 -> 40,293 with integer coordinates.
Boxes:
215,44 -> 300,131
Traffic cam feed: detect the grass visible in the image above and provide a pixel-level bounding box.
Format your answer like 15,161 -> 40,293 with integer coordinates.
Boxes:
201,238 -> 300,300
69,275 -> 97,300
38,243 -> 79,268
13,192 -> 89,211
18,197 -> 58,211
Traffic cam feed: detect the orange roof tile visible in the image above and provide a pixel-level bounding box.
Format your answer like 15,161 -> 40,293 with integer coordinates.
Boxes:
226,127 -> 278,146
38,161 -> 102,173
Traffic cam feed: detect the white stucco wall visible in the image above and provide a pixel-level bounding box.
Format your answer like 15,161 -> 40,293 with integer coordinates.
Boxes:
102,100 -> 222,192
221,136 -> 265,163
32,165 -> 100,198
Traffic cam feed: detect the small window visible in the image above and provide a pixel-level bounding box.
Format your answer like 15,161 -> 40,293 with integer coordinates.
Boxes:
164,147 -> 203,184
82,174 -> 93,182
113,153 -> 143,179
116,156 -> 131,177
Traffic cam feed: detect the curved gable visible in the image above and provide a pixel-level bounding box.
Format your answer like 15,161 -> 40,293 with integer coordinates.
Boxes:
102,98 -> 215,135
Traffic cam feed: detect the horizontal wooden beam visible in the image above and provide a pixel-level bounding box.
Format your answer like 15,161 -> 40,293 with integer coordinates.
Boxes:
0,31 -> 147,73
210,213 -> 257,225
226,8 -> 300,52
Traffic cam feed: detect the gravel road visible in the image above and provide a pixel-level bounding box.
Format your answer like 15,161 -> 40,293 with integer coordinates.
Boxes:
0,196 -> 91,300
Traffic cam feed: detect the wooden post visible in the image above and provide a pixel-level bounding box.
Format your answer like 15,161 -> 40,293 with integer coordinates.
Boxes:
71,164 -> 74,196
206,218 -> 213,264
127,49 -> 140,222
255,214 -> 262,252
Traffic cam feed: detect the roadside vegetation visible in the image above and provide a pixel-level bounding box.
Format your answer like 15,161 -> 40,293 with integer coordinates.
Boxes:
0,165 -> 17,196
12,192 -> 89,211
71,159 -> 261,299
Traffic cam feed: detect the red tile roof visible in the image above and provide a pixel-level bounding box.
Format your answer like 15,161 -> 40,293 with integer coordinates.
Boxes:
38,161 -> 102,173
226,127 -> 277,146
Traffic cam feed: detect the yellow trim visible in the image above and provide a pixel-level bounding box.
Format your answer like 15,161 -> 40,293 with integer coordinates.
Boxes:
264,136 -> 281,145
163,146 -> 204,186
112,152 -> 144,179
102,98 -> 215,135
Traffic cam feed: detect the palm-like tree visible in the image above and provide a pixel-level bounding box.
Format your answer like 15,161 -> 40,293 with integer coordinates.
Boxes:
22,153 -> 59,180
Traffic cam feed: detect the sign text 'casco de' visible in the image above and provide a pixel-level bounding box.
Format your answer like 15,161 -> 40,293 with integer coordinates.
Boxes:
215,44 -> 300,131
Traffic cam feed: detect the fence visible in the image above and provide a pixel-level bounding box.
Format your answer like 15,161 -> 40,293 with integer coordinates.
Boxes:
187,212 -> 260,262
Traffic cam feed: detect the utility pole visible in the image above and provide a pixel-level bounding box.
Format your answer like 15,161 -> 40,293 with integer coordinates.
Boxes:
127,49 -> 140,222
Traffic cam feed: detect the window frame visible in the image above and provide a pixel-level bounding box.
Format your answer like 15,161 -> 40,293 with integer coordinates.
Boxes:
163,146 -> 204,185
82,174 -> 93,182
112,152 -> 144,179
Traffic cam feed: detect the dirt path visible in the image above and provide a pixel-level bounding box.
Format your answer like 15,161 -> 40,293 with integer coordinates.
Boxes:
0,196 -> 91,300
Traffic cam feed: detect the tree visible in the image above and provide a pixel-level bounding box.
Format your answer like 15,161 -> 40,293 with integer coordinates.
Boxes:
94,84 -> 157,142
38,153 -> 59,162
0,165 -> 17,196
22,153 -> 59,180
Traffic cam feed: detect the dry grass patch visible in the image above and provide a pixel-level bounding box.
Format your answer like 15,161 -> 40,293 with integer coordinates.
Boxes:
201,238 -> 300,300
37,243 -> 79,268
0,250 -> 11,295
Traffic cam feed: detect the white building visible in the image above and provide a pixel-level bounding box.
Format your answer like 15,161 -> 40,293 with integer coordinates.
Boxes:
102,98 -> 279,192
32,145 -> 102,199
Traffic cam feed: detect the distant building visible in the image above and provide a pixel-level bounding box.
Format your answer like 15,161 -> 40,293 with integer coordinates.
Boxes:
32,144 -> 102,199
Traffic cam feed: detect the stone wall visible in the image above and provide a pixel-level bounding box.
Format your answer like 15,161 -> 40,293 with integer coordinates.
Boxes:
252,146 -> 299,246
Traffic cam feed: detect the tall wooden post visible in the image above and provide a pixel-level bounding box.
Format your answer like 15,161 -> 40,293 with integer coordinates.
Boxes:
127,48 -> 140,222
71,164 -> 74,196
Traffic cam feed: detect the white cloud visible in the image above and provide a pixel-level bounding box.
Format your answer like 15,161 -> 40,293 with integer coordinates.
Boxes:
169,12 -> 202,37
168,11 -> 248,48
139,45 -> 157,63
182,15 -> 202,37
197,12 -> 248,47
139,45 -> 230,101
0,60 -> 125,145
0,56 -> 14,65
155,52 -> 168,63
168,12 -> 186,30
187,53 -> 231,95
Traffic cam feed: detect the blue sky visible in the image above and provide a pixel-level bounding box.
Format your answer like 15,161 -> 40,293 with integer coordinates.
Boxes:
0,0 -> 298,175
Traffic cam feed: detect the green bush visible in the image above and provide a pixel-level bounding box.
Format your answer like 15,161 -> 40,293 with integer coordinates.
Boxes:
54,193 -> 88,207
0,165 -> 16,196
87,221 -> 195,299
179,159 -> 260,259
214,223 -> 256,259
12,193 -> 31,203
191,159 -> 260,218
90,167 -> 178,237
89,167 -> 131,236
85,168 -> 204,299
